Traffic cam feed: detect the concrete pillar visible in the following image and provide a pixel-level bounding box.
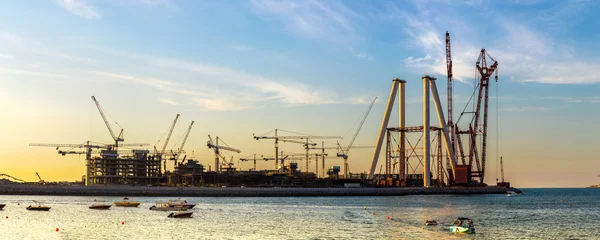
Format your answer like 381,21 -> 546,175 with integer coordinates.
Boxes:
423,75 -> 431,187
399,80 -> 406,179
368,78 -> 401,179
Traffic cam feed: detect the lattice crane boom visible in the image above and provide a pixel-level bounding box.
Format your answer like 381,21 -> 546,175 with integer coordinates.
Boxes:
161,114 -> 180,155
174,121 -> 194,167
91,96 -> 123,147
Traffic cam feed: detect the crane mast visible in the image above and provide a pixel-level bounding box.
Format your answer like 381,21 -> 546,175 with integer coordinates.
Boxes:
446,31 -> 455,164
91,96 -> 123,147
471,49 -> 498,183
207,135 -> 241,173
174,121 -> 194,168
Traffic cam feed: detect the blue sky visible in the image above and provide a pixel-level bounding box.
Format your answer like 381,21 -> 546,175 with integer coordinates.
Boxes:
0,0 -> 599,187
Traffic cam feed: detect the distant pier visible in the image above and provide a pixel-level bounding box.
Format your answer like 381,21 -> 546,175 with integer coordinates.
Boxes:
0,184 -> 517,197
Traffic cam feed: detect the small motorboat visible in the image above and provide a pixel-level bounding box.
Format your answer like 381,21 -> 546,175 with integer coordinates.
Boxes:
507,191 -> 520,197
114,197 -> 141,207
449,217 -> 475,234
26,201 -> 51,211
89,200 -> 112,210
0,203 -> 6,210
168,210 -> 193,218
425,220 -> 438,226
150,201 -> 185,211
167,199 -> 196,209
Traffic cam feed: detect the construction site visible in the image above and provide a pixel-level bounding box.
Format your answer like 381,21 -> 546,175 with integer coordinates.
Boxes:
6,32 -> 513,192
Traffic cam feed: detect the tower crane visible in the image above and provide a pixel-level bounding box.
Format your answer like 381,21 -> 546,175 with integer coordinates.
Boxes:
156,114 -> 180,173
91,96 -> 124,148
446,31 -> 455,157
172,121 -> 194,169
336,97 -> 377,178
240,154 -> 275,171
253,129 -> 341,172
35,172 -> 44,184
207,135 -> 241,173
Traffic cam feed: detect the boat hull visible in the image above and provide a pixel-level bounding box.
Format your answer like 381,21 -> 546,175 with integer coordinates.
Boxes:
26,206 -> 51,211
168,211 -> 193,218
114,202 -> 141,207
449,226 -> 475,234
0,204 -> 5,210
168,203 -> 195,209
89,205 -> 112,210
150,206 -> 185,211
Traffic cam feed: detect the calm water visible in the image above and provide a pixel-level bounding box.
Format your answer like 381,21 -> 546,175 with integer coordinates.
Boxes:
0,188 -> 599,239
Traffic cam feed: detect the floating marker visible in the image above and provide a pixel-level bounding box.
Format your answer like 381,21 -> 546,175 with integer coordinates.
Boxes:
363,206 -> 366,210
387,216 -> 391,220
372,212 -> 375,215
56,228 -> 59,232
121,221 -> 125,225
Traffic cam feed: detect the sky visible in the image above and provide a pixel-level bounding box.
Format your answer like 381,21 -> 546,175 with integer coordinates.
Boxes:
0,0 -> 599,187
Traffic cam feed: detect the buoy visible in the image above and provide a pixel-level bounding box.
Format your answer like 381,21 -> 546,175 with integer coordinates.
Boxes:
121,221 -> 125,225
387,216 -> 391,220
328,203 -> 331,206
56,228 -> 59,232
363,206 -> 366,210
372,212 -> 375,215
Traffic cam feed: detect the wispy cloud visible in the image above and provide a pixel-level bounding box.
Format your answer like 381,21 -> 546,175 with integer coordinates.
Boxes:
499,106 -> 552,112
0,53 -> 13,59
355,52 -> 374,61
250,0 -> 358,45
158,98 -> 178,106
397,0 -> 600,85
56,0 -> 100,20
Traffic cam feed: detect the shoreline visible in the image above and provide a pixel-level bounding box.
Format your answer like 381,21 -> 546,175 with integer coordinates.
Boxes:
0,184 -> 517,197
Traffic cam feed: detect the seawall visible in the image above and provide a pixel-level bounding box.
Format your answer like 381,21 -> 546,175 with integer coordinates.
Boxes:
0,184 -> 517,197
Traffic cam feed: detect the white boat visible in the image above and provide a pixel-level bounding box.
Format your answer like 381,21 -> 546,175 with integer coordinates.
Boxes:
26,201 -> 51,211
168,210 -> 193,218
450,217 -> 475,234
507,191 -> 519,197
167,199 -> 195,209
150,201 -> 185,211
89,200 -> 111,210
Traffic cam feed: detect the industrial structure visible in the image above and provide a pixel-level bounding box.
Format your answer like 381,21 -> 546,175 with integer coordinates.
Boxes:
26,31 -> 502,189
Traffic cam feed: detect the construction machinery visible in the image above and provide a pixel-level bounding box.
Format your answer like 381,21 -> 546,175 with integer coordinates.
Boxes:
156,114 -> 180,174
207,135 -> 241,173
253,129 -> 341,173
35,172 -> 44,184
91,96 -> 124,148
171,121 -> 194,170
336,97 -> 377,178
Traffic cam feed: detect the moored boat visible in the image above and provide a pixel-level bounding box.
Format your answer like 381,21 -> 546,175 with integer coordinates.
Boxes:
168,210 -> 193,218
449,217 -> 475,234
167,199 -> 195,209
26,201 -> 51,211
507,191 -> 520,197
114,197 -> 141,207
425,220 -> 438,226
150,201 -> 185,211
89,200 -> 112,210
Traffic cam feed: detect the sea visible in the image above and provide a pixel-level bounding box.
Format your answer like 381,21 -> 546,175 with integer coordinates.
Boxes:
0,188 -> 598,239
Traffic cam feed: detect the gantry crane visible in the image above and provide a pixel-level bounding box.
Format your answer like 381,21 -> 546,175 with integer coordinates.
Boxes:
91,96 -> 124,148
207,135 -> 241,173
156,114 -> 180,173
253,129 -> 341,173
171,121 -> 194,169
